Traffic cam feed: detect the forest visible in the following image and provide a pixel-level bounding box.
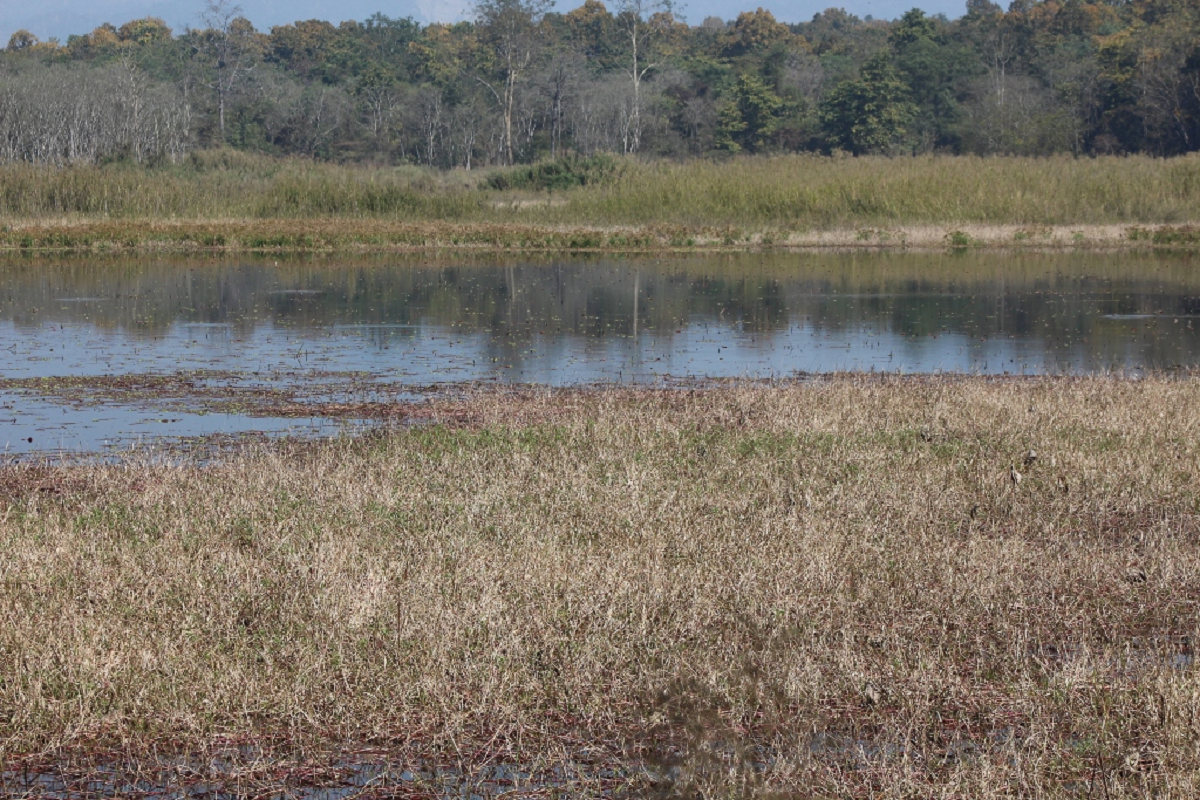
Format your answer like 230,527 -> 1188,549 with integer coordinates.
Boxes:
1,0 -> 1199,168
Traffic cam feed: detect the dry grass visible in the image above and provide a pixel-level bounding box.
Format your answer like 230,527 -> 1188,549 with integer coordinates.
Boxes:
3,376 -> 1200,797
0,218 -> 680,252
4,153 -> 1200,254
1,218 -> 1199,254
560,154 -> 1200,229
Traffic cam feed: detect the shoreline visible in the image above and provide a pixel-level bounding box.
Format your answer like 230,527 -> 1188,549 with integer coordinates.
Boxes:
0,218 -> 1198,253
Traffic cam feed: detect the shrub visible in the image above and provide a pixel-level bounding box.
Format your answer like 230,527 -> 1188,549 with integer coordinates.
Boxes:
484,154 -> 621,192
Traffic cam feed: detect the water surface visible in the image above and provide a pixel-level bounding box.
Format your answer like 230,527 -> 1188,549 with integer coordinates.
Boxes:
2,251 -> 1198,454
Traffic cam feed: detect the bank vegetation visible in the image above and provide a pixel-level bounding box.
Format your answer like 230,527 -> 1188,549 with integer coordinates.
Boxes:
1,152 -> 1200,252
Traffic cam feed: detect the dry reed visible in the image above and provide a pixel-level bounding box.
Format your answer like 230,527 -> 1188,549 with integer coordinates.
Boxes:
2,376 -> 1200,797
1,218 -> 1198,254
2,154 -> 1200,253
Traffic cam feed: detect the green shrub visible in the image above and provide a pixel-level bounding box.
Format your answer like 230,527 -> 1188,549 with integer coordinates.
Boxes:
484,154 -> 621,192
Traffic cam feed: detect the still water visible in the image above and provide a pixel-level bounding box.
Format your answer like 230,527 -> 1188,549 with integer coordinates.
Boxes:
2,251 -> 1198,454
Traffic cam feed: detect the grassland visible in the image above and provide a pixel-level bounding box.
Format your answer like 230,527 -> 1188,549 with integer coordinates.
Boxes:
2,376 -> 1200,797
2,152 -> 1200,252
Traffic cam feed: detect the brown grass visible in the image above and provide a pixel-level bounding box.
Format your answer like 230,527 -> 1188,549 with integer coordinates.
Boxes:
2,376 -> 1200,797
1,218 -> 1199,253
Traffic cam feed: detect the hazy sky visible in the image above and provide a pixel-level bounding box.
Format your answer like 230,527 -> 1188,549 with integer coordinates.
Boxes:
2,0 -> 967,43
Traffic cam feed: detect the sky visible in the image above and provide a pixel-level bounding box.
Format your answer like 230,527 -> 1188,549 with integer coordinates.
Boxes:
1,0 -> 968,44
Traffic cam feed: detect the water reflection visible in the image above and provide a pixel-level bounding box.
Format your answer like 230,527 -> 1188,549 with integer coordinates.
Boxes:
2,251 -> 1199,384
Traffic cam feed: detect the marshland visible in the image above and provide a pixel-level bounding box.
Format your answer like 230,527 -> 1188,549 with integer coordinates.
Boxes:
3,251 -> 1200,454
2,251 -> 1200,798
6,0 -> 1200,794
3,377 -> 1200,798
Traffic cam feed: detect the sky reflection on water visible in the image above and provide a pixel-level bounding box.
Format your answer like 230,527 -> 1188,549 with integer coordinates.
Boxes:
2,251 -> 1199,454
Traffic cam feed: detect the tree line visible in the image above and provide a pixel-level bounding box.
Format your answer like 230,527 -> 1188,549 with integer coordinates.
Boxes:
2,0 -> 1199,168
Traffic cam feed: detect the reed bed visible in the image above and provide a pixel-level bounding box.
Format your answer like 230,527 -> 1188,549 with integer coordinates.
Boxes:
561,154 -> 1200,228
2,376 -> 1200,797
1,218 -> 1198,254
1,152 -> 1199,234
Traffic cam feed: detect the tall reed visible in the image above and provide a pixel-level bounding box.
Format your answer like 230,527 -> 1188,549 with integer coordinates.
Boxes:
2,152 -> 1198,227
546,154 -> 1200,227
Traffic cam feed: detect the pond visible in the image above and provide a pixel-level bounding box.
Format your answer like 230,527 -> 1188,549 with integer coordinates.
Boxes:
2,250 -> 1199,455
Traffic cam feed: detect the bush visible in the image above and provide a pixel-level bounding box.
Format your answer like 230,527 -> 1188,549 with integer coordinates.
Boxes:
484,154 -> 621,192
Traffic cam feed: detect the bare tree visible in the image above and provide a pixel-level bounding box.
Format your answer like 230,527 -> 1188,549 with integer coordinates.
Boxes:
283,86 -> 353,156
410,87 -> 445,166
448,98 -> 490,169
0,63 -> 190,165
1037,44 -> 1100,156
960,73 -> 1072,155
192,0 -> 260,139
657,67 -> 717,154
978,12 -> 1016,110
569,74 -> 629,155
782,52 -> 825,104
355,67 -> 404,154
538,52 -> 583,157
613,0 -> 674,154
473,0 -> 553,165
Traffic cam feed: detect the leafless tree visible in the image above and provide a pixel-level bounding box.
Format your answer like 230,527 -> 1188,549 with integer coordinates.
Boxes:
1037,46 -> 1100,155
537,52 -> 583,157
0,63 -> 190,165
410,87 -> 445,166
960,73 -> 1072,155
285,86 -> 353,156
191,0 -> 260,138
569,75 -> 629,155
355,70 -> 404,153
613,0 -> 674,154
978,12 -> 1017,111
473,0 -> 553,165
1136,27 -> 1196,153
447,97 -> 492,169
782,52 -> 825,104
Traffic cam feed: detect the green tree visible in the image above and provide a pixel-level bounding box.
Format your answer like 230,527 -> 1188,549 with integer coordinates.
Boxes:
564,0 -> 617,66
716,72 -> 785,152
267,20 -> 338,80
819,54 -> 917,154
721,8 -> 798,58
888,9 -> 976,150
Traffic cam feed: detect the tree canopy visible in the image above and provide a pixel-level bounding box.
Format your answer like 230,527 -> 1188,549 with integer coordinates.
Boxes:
2,0 -> 1199,166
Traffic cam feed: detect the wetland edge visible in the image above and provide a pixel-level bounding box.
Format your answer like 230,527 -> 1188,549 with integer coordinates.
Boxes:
2,376 -> 1199,798
3,219 -> 1200,254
